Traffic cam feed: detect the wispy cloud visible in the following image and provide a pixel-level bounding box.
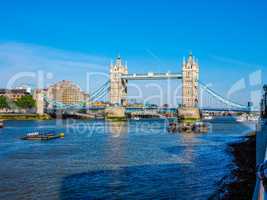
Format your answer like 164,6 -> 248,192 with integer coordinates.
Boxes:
208,54 -> 258,68
0,42 -> 110,88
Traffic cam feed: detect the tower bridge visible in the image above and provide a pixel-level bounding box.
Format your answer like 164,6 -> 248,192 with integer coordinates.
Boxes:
110,53 -> 199,109
109,53 -> 200,119
37,53 -> 249,118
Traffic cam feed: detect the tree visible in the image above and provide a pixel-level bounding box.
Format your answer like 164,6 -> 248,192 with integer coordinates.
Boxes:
0,96 -> 9,109
15,95 -> 36,109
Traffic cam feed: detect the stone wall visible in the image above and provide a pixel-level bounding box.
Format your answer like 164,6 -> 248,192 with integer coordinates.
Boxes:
177,107 -> 200,121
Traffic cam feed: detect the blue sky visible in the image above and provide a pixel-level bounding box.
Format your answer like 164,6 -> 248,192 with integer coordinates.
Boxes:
0,0 -> 266,107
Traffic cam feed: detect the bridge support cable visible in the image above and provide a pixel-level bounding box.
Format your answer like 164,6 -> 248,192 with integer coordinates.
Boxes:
90,81 -> 110,99
199,81 -> 247,109
90,85 -> 109,99
90,86 -> 110,102
90,85 -> 109,101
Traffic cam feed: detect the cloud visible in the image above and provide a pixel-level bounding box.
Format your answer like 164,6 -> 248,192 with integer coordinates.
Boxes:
0,42 -> 110,89
208,54 -> 258,69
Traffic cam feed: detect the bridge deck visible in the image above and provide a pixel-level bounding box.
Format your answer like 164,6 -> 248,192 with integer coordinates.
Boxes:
121,72 -> 182,80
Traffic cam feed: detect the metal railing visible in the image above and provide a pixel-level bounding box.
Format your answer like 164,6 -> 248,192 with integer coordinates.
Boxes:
253,120 -> 267,200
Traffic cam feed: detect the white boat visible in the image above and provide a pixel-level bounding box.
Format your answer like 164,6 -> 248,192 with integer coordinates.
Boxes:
27,132 -> 39,136
236,114 -> 259,122
132,117 -> 140,121
203,115 -> 213,120
236,117 -> 245,122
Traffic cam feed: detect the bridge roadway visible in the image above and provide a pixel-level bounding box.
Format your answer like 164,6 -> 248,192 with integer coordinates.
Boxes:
121,72 -> 182,80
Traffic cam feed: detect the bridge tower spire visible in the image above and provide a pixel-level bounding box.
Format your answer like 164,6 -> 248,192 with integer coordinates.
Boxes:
109,55 -> 128,106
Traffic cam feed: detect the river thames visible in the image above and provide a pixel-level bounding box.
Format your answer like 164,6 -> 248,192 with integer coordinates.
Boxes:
0,117 -> 255,200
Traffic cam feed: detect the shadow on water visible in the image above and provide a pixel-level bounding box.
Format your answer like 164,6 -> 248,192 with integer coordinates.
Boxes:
59,163 -> 201,200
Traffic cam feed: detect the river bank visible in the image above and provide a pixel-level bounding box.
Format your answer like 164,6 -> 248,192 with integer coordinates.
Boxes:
210,132 -> 256,199
0,114 -> 51,120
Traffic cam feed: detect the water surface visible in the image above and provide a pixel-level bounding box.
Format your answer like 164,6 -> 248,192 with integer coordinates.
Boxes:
0,118 -> 255,200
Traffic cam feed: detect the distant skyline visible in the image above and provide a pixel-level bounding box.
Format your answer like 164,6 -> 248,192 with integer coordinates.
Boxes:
0,0 -> 266,107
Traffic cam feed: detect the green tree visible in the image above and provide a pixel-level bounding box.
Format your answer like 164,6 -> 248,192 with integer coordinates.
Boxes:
15,95 -> 36,109
0,96 -> 9,109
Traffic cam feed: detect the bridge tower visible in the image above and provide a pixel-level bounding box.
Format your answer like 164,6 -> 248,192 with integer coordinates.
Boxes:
182,52 -> 199,107
109,56 -> 128,106
178,53 -> 200,120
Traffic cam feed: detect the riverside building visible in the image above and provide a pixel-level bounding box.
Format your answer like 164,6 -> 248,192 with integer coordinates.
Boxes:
0,89 -> 30,101
46,80 -> 89,108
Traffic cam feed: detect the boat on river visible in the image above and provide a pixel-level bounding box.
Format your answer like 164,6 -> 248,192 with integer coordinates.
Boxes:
167,120 -> 209,133
167,122 -> 178,132
236,114 -> 259,122
202,113 -> 213,121
21,132 -> 64,141
192,121 -> 209,133
132,117 -> 140,121
203,115 -> 213,120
